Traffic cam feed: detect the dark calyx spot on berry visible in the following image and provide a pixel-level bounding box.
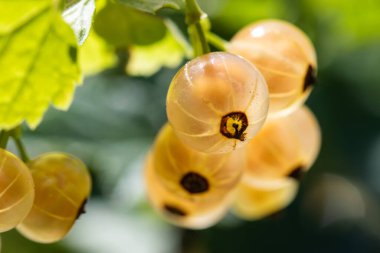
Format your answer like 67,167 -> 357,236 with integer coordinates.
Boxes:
180,172 -> 209,194
303,64 -> 317,91
163,204 -> 187,217
287,165 -> 305,181
220,112 -> 248,141
75,198 -> 88,220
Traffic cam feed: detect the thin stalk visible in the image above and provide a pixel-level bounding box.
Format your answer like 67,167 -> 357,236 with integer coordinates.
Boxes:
0,130 -> 9,149
9,126 -> 30,162
185,0 -> 210,57
13,137 -> 30,163
206,32 -> 228,51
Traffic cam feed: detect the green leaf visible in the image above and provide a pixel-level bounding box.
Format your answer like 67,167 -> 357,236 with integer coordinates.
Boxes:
78,0 -> 116,75
0,0 -> 81,130
62,0 -> 96,45
126,28 -> 185,76
120,0 -> 184,14
79,29 -> 117,75
93,2 -> 167,46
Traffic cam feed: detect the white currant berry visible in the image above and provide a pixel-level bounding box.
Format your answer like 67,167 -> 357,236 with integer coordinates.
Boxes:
0,149 -> 34,233
228,19 -> 317,118
166,52 -> 269,153
233,178 -> 298,220
17,153 -> 91,243
144,151 -> 231,229
243,106 -> 321,184
152,123 -> 243,203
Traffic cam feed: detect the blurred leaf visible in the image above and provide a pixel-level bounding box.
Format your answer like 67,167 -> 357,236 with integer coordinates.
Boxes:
0,0 -> 81,130
79,30 -> 117,75
76,0 -> 115,75
93,2 -> 167,46
310,0 -> 380,46
208,0 -> 286,38
62,0 -> 96,45
127,29 -> 185,76
120,0 -> 184,14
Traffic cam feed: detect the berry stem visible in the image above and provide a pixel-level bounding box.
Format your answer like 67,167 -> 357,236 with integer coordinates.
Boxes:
10,126 -> 30,163
0,130 -> 10,149
185,0 -> 210,57
13,137 -> 30,163
206,32 -> 228,51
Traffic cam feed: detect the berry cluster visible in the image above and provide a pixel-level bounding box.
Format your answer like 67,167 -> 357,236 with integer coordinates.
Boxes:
144,19 -> 321,229
0,150 -> 91,243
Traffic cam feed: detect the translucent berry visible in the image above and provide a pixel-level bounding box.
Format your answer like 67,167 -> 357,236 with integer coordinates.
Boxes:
17,153 -> 91,243
152,123 -> 243,203
0,149 -> 34,232
233,178 -> 298,220
228,19 -> 317,118
166,51 -> 269,153
144,152 -> 231,229
243,106 -> 321,183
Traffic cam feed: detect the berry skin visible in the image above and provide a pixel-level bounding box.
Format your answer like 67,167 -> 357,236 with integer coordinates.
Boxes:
228,19 -> 317,118
166,51 -> 269,153
233,177 -> 298,220
144,152 -> 231,229
152,123 -> 243,203
0,149 -> 34,233
243,106 -> 321,183
16,153 -> 91,243
232,106 -> 320,220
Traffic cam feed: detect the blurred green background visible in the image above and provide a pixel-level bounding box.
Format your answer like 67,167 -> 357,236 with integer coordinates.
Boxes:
2,0 -> 380,252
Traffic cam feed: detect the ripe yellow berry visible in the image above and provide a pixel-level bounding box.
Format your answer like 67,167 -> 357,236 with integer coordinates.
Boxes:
144,152 -> 231,229
166,51 -> 269,153
233,178 -> 298,220
152,123 -> 243,203
243,106 -> 321,183
0,149 -> 34,232
228,19 -> 317,118
17,153 -> 91,243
